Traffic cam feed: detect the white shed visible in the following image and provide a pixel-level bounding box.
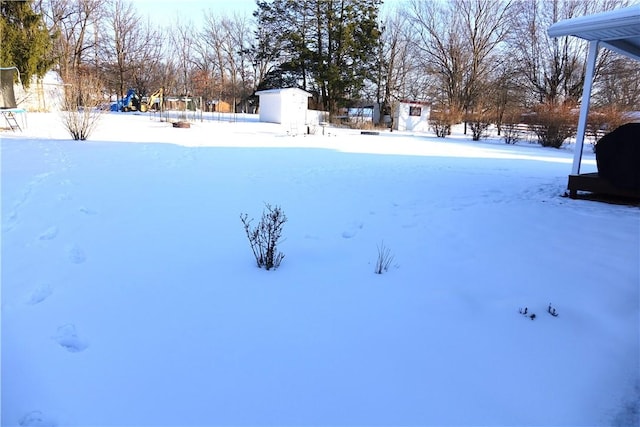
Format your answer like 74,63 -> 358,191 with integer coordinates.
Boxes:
394,100 -> 431,132
255,88 -> 312,129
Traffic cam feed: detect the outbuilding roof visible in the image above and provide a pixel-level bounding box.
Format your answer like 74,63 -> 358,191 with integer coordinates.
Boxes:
255,87 -> 312,97
398,99 -> 430,106
547,4 -> 640,61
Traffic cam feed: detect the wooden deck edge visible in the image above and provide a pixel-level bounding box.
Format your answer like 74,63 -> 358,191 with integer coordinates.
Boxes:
567,173 -> 640,201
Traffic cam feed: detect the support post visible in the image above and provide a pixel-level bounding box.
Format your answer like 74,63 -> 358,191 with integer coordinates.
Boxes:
572,40 -> 599,175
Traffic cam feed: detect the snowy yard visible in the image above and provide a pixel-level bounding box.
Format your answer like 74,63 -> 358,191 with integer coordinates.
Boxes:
1,112 -> 638,426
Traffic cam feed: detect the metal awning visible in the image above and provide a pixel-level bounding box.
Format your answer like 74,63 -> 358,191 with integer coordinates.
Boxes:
548,5 -> 640,61
547,5 -> 640,178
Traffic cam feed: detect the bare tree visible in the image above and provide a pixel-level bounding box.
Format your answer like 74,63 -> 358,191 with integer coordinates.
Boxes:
104,0 -> 136,99
190,20 -> 218,108
509,0 -> 628,106
406,0 -> 513,130
406,0 -> 464,121
488,55 -> 528,136
592,54 -> 640,109
127,18 -> 163,97
169,17 -> 196,96
201,11 -> 228,99
376,8 -> 423,127
199,11 -> 254,113
457,0 -> 513,119
220,14 -> 254,112
37,0 -> 105,82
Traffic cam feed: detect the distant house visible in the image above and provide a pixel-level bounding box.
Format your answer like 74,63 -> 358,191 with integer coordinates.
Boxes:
207,99 -> 231,113
255,88 -> 312,129
345,104 -> 377,125
164,96 -> 199,111
394,100 -> 431,132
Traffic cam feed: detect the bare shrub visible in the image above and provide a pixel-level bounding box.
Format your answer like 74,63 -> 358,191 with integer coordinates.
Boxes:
61,72 -> 105,141
525,103 -> 577,148
502,123 -> 522,144
587,105 -> 630,149
429,118 -> 450,137
465,109 -> 492,141
354,120 -> 375,130
240,204 -> 287,271
374,241 -> 394,274
429,110 -> 456,138
501,111 -> 524,144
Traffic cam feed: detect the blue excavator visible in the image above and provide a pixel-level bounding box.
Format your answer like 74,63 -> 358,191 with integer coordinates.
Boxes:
111,88 -> 163,112
110,88 -> 139,112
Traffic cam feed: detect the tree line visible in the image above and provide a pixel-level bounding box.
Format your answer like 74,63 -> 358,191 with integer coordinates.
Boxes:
2,0 -> 638,143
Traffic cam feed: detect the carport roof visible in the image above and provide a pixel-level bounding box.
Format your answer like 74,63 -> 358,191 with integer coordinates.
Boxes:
547,4 -> 640,61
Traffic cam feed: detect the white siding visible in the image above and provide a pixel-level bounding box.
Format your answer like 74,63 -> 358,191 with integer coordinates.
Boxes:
256,88 -> 311,127
394,102 -> 431,132
257,92 -> 282,124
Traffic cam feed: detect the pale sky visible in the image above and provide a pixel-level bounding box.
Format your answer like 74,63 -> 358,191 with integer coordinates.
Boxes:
135,0 -> 258,26
134,0 -> 402,27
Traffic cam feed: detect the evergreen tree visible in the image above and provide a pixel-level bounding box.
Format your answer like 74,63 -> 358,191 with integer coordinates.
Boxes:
0,0 -> 53,88
254,0 -> 382,114
253,0 -> 314,92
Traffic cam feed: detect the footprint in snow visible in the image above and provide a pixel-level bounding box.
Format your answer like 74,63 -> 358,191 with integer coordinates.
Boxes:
26,284 -> 53,305
342,221 -> 364,239
38,226 -> 58,241
19,410 -> 55,427
3,211 -> 18,232
79,206 -> 98,215
54,324 -> 88,353
67,244 -> 86,264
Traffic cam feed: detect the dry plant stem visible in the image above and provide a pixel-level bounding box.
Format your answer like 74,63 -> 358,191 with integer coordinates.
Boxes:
375,241 -> 394,274
241,204 -> 287,270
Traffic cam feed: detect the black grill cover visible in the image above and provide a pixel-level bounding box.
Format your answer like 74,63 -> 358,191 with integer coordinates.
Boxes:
595,123 -> 640,190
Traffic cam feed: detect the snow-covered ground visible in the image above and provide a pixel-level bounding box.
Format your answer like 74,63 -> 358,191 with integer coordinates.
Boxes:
2,112 -> 638,426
